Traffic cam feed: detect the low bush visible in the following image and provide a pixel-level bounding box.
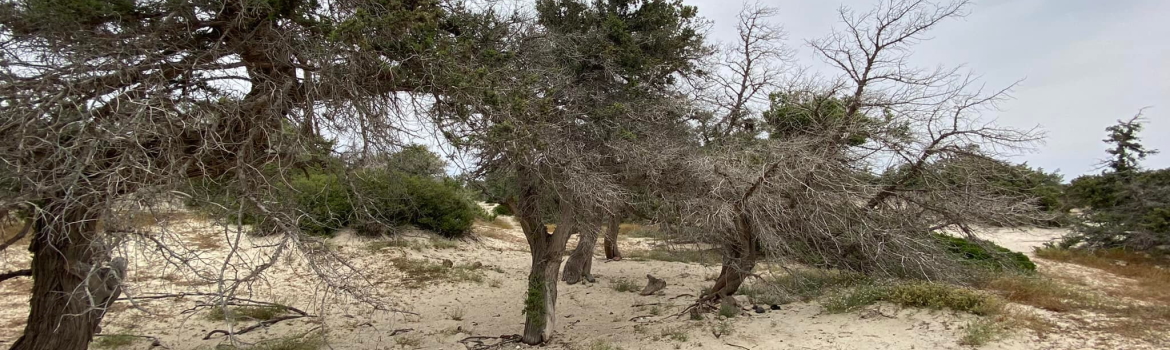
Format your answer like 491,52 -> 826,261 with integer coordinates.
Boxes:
935,233 -> 1036,272
492,204 -> 512,216
822,281 -> 1002,315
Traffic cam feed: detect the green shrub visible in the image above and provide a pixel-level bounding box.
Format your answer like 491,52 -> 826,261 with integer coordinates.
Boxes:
401,176 -> 477,238
822,281 -> 1002,315
739,269 -> 870,304
288,173 -> 354,236
934,234 -> 1035,272
1064,169 -> 1170,250
492,204 -> 512,216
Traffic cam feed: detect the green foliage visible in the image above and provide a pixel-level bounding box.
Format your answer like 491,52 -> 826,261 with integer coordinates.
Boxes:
401,176 -> 478,237
717,302 -> 738,318
762,91 -> 870,145
738,269 -> 871,305
389,257 -> 485,287
959,318 -> 1006,346
886,155 -> 1067,227
535,0 -> 704,88
214,332 -> 325,350
1103,116 -> 1158,174
523,278 -> 547,329
186,147 -> 478,238
934,234 -> 1036,272
822,281 -> 1002,316
93,334 -> 137,349
382,144 -> 447,178
609,277 -> 640,293
492,204 -> 513,216
206,304 -> 288,323
287,172 -> 353,236
1061,117 -> 1167,250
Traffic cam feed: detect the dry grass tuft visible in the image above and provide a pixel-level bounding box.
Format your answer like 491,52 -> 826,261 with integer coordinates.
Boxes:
205,304 -> 288,323
1035,247 -> 1170,304
190,231 -> 223,250
626,247 -> 718,264
390,257 -> 485,287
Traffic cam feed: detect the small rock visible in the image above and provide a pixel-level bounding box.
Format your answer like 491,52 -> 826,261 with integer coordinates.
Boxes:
731,295 -> 751,307
753,305 -> 766,313
770,304 -> 781,310
442,259 -> 454,268
471,261 -> 484,269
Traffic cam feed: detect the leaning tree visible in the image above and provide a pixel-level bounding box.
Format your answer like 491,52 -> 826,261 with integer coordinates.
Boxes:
659,0 -> 1047,306
0,0 -> 471,348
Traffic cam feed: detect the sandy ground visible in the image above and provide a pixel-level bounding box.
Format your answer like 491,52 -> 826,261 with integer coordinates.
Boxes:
0,216 -> 1163,350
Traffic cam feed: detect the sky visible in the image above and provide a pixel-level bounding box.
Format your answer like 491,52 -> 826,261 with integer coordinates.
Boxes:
684,0 -> 1170,180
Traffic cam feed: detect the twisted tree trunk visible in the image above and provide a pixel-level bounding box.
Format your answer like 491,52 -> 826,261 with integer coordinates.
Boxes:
518,206 -> 575,344
10,202 -> 126,350
562,226 -> 597,284
602,214 -> 622,260
702,208 -> 759,302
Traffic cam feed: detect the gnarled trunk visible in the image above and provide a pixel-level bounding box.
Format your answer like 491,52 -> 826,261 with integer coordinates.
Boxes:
704,247 -> 758,300
602,214 -> 622,260
11,203 -> 126,350
562,226 -> 597,284
512,186 -> 576,345
702,209 -> 759,302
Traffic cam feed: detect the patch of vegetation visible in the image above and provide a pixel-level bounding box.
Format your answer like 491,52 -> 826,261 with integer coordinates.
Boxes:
205,304 -> 288,323
935,234 -> 1036,272
389,257 -> 486,287
444,306 -> 466,321
709,319 -> 734,338
93,334 -> 138,349
366,239 -> 428,252
609,277 -> 640,293
979,274 -> 1092,312
620,224 -> 665,239
658,326 -> 689,342
214,333 -> 324,350
1061,117 -> 1169,250
491,204 -> 512,216
393,335 -> 423,348
626,247 -> 718,264
959,318 -> 1007,346
822,281 -> 1002,316
430,238 -> 459,249
739,269 -> 871,305
187,148 -> 479,239
717,302 -> 738,318
523,279 -> 547,330
587,340 -> 623,350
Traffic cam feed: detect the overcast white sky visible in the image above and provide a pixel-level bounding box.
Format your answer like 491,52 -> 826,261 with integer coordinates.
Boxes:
686,0 -> 1169,180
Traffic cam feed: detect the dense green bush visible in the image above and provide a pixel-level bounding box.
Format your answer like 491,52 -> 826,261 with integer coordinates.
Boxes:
1063,169 -> 1170,250
492,204 -> 512,216
185,147 -> 479,238
934,233 -> 1036,272
287,172 -> 354,236
1060,117 -> 1169,251
397,176 -> 478,237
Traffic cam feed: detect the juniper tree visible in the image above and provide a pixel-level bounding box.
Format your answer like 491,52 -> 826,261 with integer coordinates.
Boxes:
0,0 -> 467,348
662,0 -> 1046,307
430,0 -> 705,343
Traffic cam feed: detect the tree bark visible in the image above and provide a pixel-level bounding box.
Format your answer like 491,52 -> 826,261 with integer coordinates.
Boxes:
702,209 -> 759,302
518,204 -> 576,345
602,214 -> 622,260
562,226 -> 597,284
11,203 -> 126,350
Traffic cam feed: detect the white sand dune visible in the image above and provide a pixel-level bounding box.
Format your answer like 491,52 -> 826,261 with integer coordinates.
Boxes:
0,216 -> 1160,349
